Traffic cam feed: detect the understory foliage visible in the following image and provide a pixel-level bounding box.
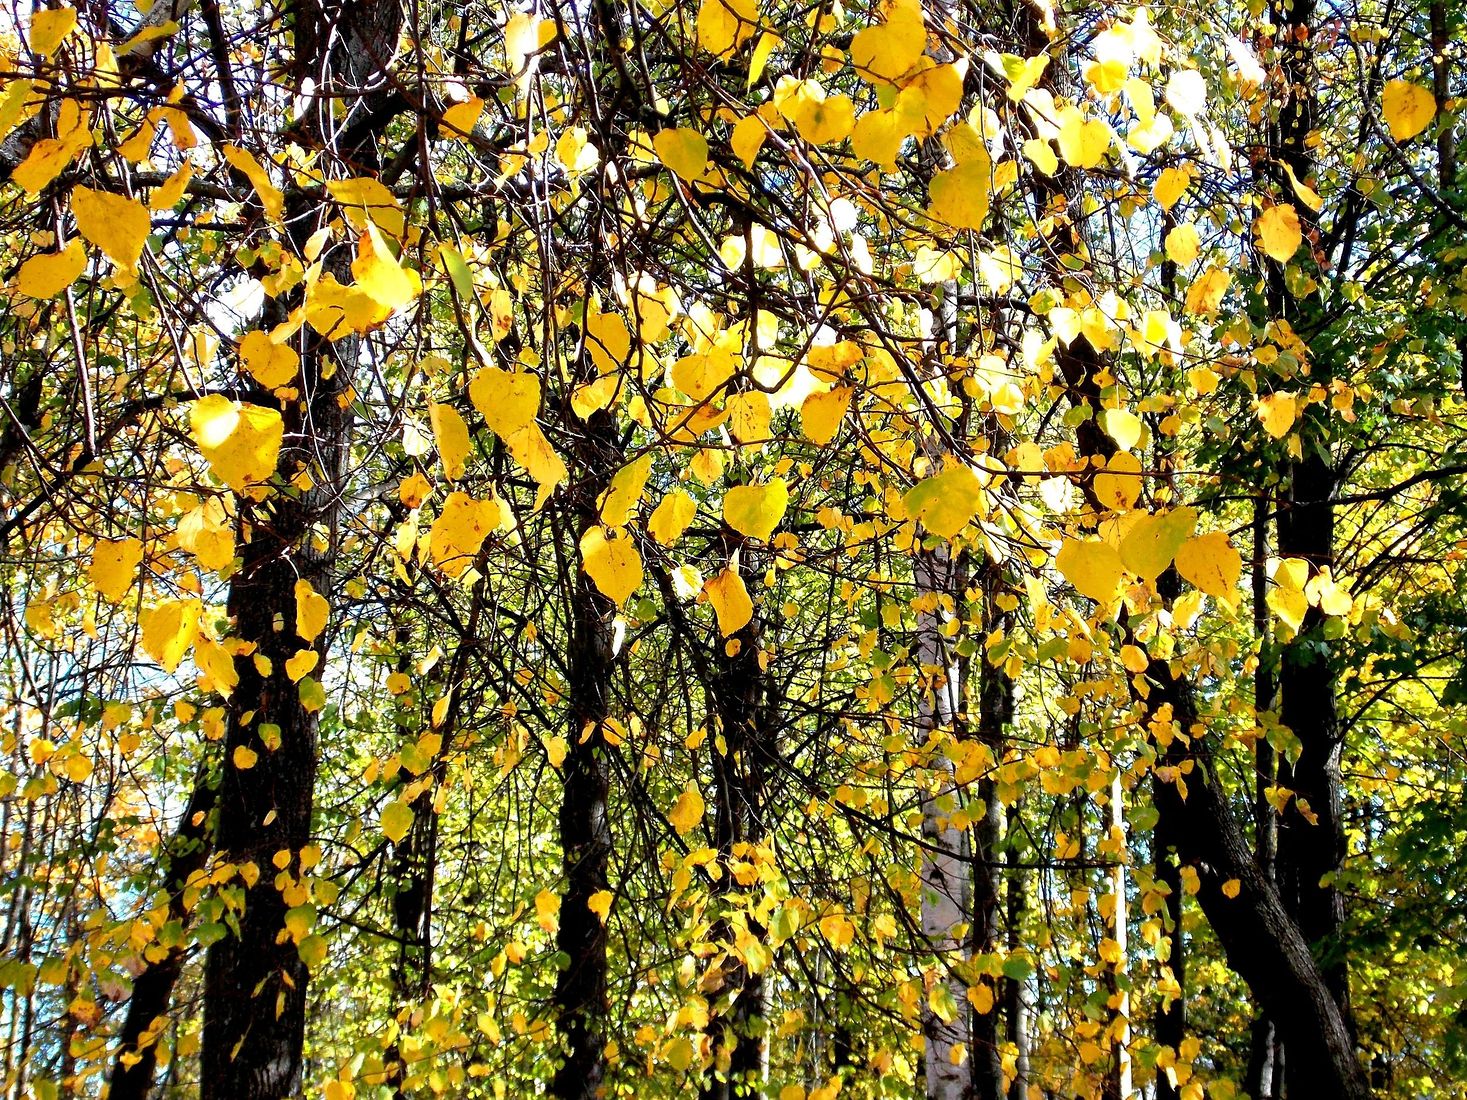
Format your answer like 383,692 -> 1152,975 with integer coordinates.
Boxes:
0,0 -> 1463,1097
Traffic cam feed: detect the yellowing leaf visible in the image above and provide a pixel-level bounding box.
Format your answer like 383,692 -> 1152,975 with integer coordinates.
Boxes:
294,580 -> 329,642
29,8 -> 77,55
284,650 -> 319,683
599,453 -> 654,528
801,386 -> 853,445
441,97 -> 484,136
506,423 -> 567,510
222,145 -> 284,221
352,222 -> 419,312
1184,266 -> 1231,316
850,0 -> 926,84
698,0 -> 758,59
238,330 -> 298,388
233,745 -> 258,770
1153,167 -> 1189,210
140,599 -> 202,673
852,109 -> 907,171
1099,408 -> 1142,452
469,368 -> 540,439
1164,222 -> 1200,265
381,799 -> 413,844
90,538 -> 143,602
1056,109 -> 1110,169
928,151 -> 992,230
723,480 -> 788,541
1093,451 -> 1143,511
188,395 -> 283,492
705,566 -> 754,636
727,390 -> 773,443
1056,539 -> 1124,604
648,490 -> 697,546
1382,80 -> 1436,141
730,114 -> 767,168
588,890 -> 613,922
150,162 -> 194,210
16,239 -> 86,299
1259,392 -> 1297,439
904,464 -> 986,538
194,636 -> 239,697
430,402 -> 471,481
668,787 -> 705,835
580,526 -> 643,606
1175,531 -> 1242,600
178,497 -> 235,571
1119,507 -> 1197,581
654,128 -> 709,182
72,187 -> 151,273
429,492 -> 501,576
795,94 -> 855,145
1256,204 -> 1302,263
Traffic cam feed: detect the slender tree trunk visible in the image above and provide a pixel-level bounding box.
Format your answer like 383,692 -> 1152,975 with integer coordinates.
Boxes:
201,2 -> 400,1095
107,769 -> 214,1100
1003,815 -> 1031,1100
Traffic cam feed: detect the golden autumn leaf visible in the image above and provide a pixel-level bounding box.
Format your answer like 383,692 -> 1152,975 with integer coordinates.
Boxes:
16,240 -> 86,299
1382,80 -> 1436,141
140,599 -> 202,673
1118,507 -> 1197,581
381,799 -> 413,843
801,386 -> 853,445
580,526 -> 643,606
1056,539 -> 1124,604
188,395 -> 283,492
705,566 -> 753,636
90,538 -> 143,602
72,187 -> 151,273
723,479 -> 788,541
697,0 -> 758,59
928,153 -> 992,231
599,454 -> 654,528
1256,204 -> 1302,263
238,330 -> 299,388
222,145 -> 284,221
429,492 -> 501,577
648,490 -> 698,546
904,465 -> 985,538
668,787 -> 705,835
1174,531 -> 1242,600
29,8 -> 77,55
653,127 -> 709,182
469,367 -> 541,439
429,402 -> 471,481
294,580 -> 328,642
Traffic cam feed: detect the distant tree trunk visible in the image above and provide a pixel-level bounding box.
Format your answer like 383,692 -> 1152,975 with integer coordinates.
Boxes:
700,548 -> 774,1099
201,2 -> 401,1095
107,770 -> 214,1100
1003,812 -> 1032,1100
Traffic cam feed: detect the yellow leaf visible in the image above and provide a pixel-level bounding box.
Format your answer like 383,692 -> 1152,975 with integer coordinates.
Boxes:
1255,204 -> 1302,263
233,745 -> 258,770
723,480 -> 788,541
668,787 -> 705,835
326,176 -> 406,239
469,367 -> 540,439
1183,265 -> 1231,316
801,386 -> 853,445
352,222 -> 419,313
304,273 -> 392,338
284,649 -> 319,683
430,402 -> 471,481
697,0 -> 758,59
29,8 -> 77,55
727,391 -> 773,443
648,490 -> 697,546
795,94 -> 855,145
62,754 -> 93,782
851,109 -> 907,171
1093,451 -> 1143,511
535,888 -> 561,932
904,464 -> 985,538
222,145 -> 284,221
1258,392 -> 1297,439
653,127 -> 709,182
150,162 -> 194,210
194,636 -> 239,697
928,151 -> 992,231
1056,108 -> 1110,169
72,187 -> 151,273
429,492 -> 501,576
705,566 -> 753,636
1175,531 -> 1242,600
599,453 -> 654,528
1118,507 -> 1197,581
588,890 -> 613,922
238,330 -> 298,388
1099,408 -> 1142,451
1056,539 -> 1124,604
16,239 -> 86,299
1221,878 -> 1241,899
1278,161 -> 1322,212
1164,222 -> 1200,266
294,580 -> 329,642
188,395 -> 283,492
1153,167 -> 1189,210
381,799 -> 413,844
177,497 -> 235,571
850,0 -> 926,84
1382,79 -> 1436,141
580,526 -> 643,606
90,537 -> 143,602
730,114 -> 767,168
140,599 -> 202,673
505,423 -> 567,509
441,97 -> 484,136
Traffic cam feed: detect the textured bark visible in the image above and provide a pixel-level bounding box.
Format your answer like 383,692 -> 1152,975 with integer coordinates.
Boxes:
551,409 -> 619,1100
201,3 -> 401,1096
107,772 -> 214,1100
914,547 -> 970,1100
700,552 -> 774,1099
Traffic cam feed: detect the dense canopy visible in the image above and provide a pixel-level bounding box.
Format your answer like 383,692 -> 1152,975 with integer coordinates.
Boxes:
0,0 -> 1463,1098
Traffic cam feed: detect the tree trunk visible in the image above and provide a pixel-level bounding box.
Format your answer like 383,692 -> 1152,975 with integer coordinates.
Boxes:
107,770 -> 214,1100
201,2 -> 400,1095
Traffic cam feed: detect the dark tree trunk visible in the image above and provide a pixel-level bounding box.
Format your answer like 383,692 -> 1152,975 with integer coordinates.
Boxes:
107,771 -> 214,1100
201,2 -> 401,1096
